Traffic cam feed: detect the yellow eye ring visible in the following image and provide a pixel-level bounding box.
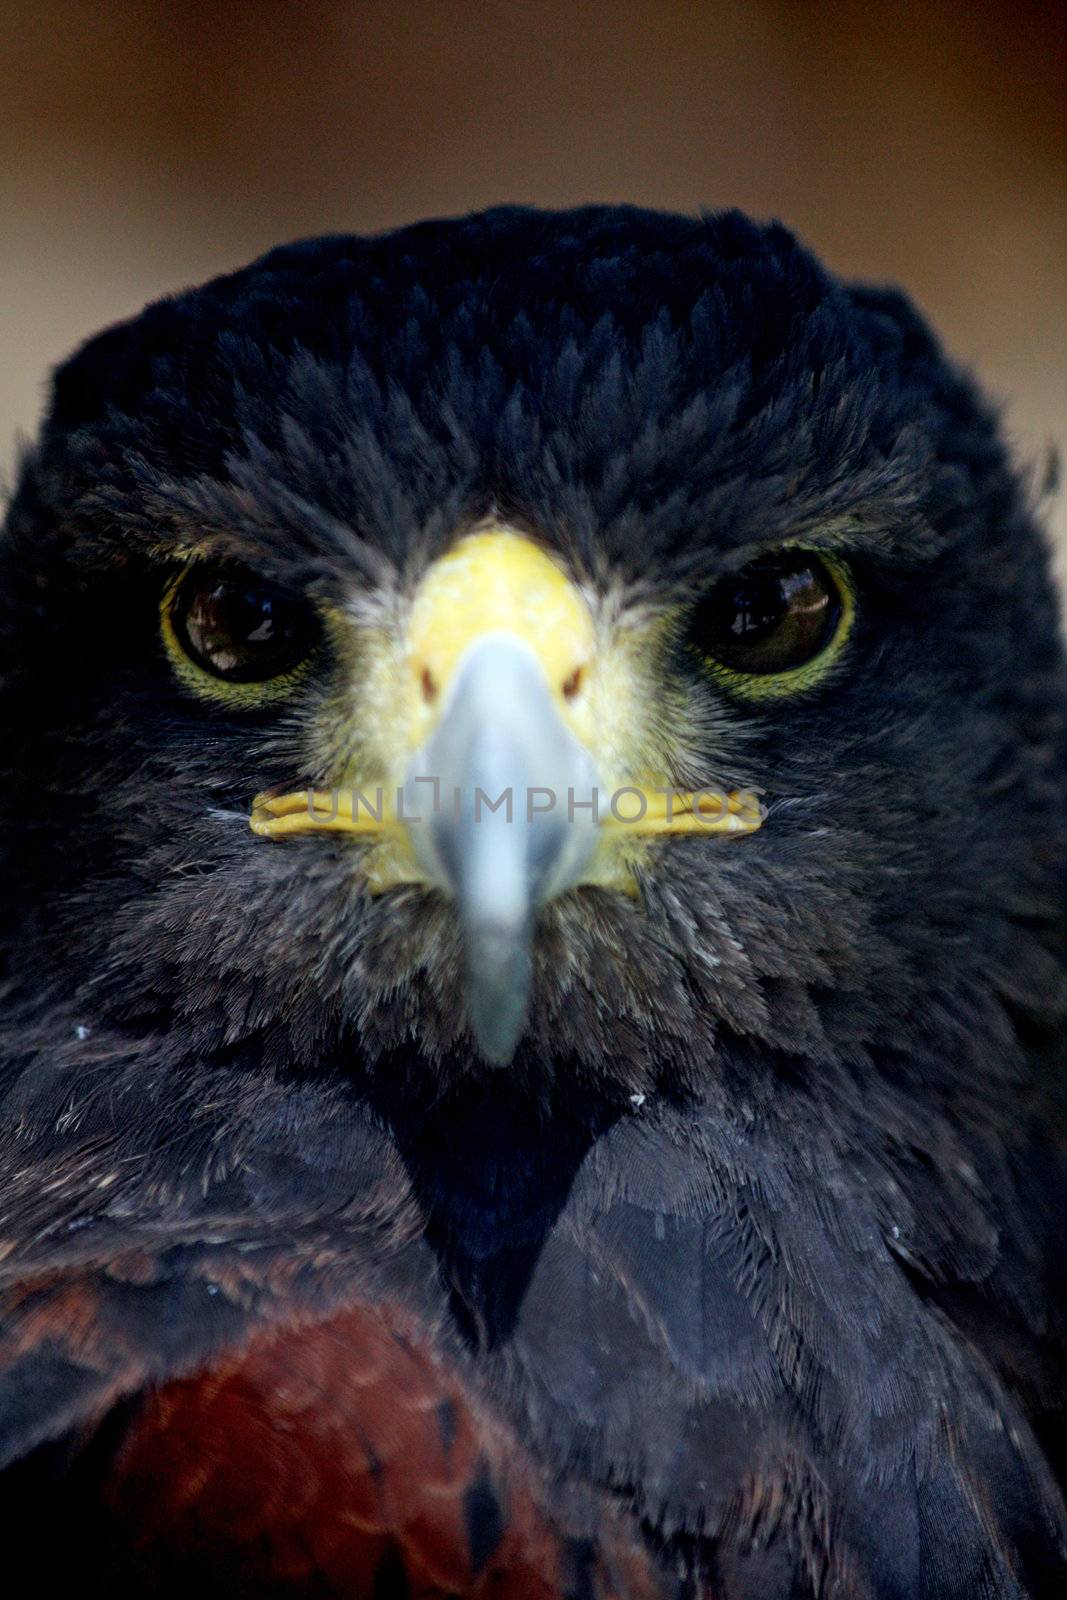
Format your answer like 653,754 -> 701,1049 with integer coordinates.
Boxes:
160,566 -> 319,708
693,548 -> 855,700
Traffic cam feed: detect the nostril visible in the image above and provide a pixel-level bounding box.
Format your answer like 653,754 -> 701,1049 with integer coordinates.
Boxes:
561,666 -> 584,701
420,666 -> 439,704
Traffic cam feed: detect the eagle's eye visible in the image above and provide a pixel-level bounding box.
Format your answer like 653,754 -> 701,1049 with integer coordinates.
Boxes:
161,566 -> 319,703
689,548 -> 853,695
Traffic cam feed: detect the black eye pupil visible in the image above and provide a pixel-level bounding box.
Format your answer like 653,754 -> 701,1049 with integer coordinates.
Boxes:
728,576 -> 789,642
172,571 -> 314,682
690,551 -> 842,676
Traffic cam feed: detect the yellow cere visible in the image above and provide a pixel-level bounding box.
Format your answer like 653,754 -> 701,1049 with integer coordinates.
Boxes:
402,530 -> 598,749
346,527 -> 649,794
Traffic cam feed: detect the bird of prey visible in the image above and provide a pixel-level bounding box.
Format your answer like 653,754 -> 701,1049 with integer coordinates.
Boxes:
0,205 -> 1065,1599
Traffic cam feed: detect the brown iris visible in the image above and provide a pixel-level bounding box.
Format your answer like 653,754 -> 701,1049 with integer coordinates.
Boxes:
690,550 -> 845,676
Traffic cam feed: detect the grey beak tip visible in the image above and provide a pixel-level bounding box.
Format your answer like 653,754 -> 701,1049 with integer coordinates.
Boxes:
464,916 -> 532,1065
467,996 -> 526,1065
470,1026 -> 520,1067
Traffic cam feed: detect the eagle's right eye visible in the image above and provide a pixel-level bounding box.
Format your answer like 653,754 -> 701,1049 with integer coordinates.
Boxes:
161,566 -> 319,703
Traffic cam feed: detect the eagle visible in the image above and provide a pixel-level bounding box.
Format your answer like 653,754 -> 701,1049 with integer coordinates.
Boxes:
0,205 -> 1065,1598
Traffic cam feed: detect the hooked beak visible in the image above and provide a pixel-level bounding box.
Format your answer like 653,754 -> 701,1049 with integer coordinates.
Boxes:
250,530 -> 762,1062
402,632 -> 601,1061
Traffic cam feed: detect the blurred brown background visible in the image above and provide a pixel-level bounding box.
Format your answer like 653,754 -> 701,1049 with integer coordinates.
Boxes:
2,0 -> 1064,563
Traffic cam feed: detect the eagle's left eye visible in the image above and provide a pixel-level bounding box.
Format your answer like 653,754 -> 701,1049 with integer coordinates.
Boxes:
688,548 -> 853,695
161,566 -> 319,703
